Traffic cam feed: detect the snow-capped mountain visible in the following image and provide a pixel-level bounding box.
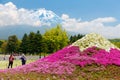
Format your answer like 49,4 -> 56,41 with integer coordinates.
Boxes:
0,8 -> 63,39
37,9 -> 63,25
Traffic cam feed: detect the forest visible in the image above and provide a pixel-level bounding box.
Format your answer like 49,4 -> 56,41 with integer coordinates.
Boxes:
0,25 -> 119,55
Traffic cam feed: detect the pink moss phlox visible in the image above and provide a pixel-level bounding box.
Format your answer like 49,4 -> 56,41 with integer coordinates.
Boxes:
0,45 -> 120,75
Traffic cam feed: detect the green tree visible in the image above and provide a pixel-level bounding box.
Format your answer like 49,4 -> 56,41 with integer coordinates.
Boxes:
43,25 -> 69,53
78,34 -> 84,39
6,35 -> 19,53
40,38 -> 48,53
34,30 -> 43,54
20,31 -> 43,54
0,40 -> 4,48
70,34 -> 84,43
1,41 -> 7,53
27,32 -> 36,54
19,33 -> 29,54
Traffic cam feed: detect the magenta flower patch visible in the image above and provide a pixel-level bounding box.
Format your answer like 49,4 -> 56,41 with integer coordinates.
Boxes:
0,45 -> 120,75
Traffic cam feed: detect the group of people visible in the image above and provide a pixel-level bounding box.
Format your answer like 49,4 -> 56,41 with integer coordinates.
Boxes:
8,54 -> 27,68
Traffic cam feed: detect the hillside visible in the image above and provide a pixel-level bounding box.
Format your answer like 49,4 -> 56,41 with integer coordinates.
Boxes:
0,33 -> 120,79
72,33 -> 118,51
109,38 -> 120,42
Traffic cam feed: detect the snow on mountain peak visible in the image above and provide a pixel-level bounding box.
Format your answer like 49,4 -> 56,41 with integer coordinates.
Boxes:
35,8 -> 62,25
38,9 -> 55,19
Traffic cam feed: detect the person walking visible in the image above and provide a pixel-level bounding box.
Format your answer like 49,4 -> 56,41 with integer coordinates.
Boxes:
8,54 -> 14,68
20,54 -> 27,65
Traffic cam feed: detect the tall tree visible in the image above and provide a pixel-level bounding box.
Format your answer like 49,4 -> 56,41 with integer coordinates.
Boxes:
6,35 -> 19,53
43,25 -> 69,53
20,31 -> 43,54
27,32 -> 36,54
34,30 -> 42,54
19,33 -> 29,54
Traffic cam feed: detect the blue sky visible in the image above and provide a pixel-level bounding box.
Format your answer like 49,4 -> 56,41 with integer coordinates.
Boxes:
1,0 -> 120,20
0,0 -> 120,38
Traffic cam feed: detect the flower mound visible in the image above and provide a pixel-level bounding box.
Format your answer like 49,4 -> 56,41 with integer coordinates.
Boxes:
1,45 -> 120,75
72,33 -> 118,51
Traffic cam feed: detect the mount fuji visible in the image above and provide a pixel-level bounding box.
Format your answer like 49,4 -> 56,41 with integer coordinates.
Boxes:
0,8 -> 63,39
38,9 -> 63,25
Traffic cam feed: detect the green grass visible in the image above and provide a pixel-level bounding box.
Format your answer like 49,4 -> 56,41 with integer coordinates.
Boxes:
0,60 -> 36,69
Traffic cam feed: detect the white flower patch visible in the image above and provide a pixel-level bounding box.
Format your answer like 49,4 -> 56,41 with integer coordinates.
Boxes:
72,33 -> 118,51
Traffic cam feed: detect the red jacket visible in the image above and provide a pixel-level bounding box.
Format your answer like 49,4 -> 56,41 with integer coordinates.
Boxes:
9,56 -> 14,62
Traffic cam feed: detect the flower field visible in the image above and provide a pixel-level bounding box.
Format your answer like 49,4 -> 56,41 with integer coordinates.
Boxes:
0,33 -> 120,80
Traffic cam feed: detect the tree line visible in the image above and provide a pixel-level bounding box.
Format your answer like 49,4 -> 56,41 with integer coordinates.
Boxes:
0,25 -> 84,55
0,24 -> 119,55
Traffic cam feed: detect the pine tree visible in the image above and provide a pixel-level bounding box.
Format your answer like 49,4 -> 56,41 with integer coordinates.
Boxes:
19,33 -> 29,54
6,35 -> 19,53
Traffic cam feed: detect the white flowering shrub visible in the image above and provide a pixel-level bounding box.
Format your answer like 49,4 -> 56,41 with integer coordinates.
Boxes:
72,33 -> 118,51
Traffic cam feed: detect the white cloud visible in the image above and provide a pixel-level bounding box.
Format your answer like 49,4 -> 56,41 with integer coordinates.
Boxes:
91,17 -> 116,23
0,2 -> 55,27
61,14 -> 120,39
0,2 -> 120,39
0,2 -> 19,26
61,14 -> 69,19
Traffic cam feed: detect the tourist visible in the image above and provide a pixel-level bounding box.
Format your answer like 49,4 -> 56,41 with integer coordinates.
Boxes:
8,54 -> 14,68
20,54 -> 27,65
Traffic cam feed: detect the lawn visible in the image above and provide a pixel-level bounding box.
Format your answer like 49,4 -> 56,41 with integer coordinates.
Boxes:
0,59 -> 36,69
0,54 -> 39,69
